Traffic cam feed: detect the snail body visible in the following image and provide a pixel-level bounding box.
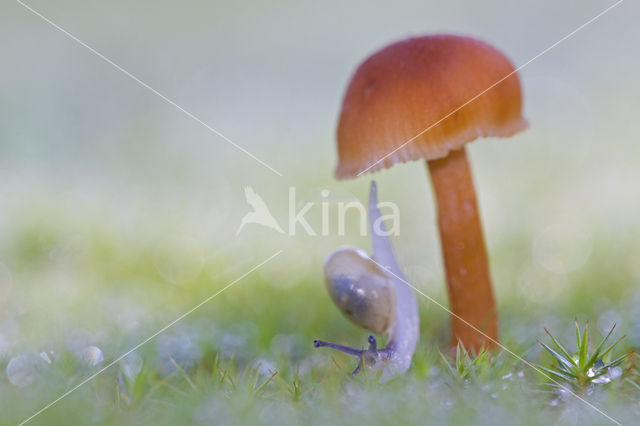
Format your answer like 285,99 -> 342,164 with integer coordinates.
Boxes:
314,182 -> 419,381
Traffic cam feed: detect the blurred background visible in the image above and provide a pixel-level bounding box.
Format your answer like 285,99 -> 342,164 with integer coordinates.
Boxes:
1,0 -> 639,423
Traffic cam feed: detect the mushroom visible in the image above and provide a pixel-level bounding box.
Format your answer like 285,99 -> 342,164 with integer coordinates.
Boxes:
335,34 -> 527,351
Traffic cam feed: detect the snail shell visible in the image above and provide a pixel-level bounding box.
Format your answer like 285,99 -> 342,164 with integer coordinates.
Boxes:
324,246 -> 396,334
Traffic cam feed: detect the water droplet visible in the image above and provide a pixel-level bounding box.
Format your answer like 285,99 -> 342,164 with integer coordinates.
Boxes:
80,346 -> 104,366
219,332 -> 246,357
609,366 -> 622,379
218,323 -> 257,359
6,354 -> 44,387
592,375 -> 611,384
157,331 -> 201,375
253,359 -> 276,378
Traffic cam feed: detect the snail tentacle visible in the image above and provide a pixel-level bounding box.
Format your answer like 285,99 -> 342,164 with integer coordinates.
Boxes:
368,181 -> 402,276
313,339 -> 363,358
315,336 -> 384,375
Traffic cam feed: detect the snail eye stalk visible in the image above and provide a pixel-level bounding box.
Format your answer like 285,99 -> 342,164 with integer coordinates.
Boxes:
313,339 -> 363,358
314,336 -> 381,375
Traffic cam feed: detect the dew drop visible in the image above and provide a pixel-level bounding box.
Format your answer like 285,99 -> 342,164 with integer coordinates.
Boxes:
609,366 -> 622,379
157,331 -> 201,375
6,354 -> 43,387
253,358 -> 276,379
80,346 -> 104,366
592,375 -> 611,384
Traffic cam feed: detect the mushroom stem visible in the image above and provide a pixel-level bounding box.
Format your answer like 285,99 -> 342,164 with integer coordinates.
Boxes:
427,147 -> 498,351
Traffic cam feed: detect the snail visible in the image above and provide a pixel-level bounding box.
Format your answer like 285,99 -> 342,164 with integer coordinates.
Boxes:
314,181 -> 420,381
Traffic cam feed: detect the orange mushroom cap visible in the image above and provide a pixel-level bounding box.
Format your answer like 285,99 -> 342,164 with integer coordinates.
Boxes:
336,34 -> 528,179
